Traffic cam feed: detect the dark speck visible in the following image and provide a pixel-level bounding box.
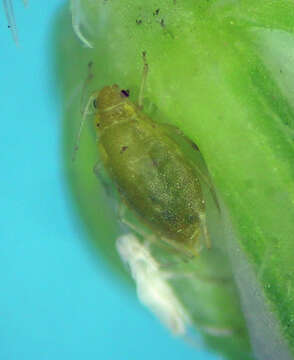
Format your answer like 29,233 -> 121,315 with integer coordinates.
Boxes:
160,19 -> 165,27
120,89 -> 130,97
93,99 -> 97,108
153,8 -> 160,16
136,19 -> 142,25
120,146 -> 129,154
191,142 -> 199,151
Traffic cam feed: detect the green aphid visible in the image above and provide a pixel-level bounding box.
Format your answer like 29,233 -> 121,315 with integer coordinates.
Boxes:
78,53 -> 218,258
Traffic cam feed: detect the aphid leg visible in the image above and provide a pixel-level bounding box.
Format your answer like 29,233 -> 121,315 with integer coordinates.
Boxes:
139,235 -> 196,267
138,51 -> 149,109
80,61 -> 94,115
93,161 -> 114,196
118,202 -> 144,236
117,213 -> 196,264
193,167 -> 220,213
72,61 -> 100,161
199,212 -> 212,249
117,219 -> 176,266
72,90 -> 99,161
159,237 -> 197,262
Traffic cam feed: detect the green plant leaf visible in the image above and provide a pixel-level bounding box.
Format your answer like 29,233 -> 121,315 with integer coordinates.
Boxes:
55,1 -> 294,359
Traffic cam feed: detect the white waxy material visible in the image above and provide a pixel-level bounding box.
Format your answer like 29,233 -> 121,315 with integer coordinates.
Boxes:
116,233 -> 190,335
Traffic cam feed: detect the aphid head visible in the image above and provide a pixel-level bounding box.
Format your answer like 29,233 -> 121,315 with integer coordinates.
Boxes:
97,84 -> 129,112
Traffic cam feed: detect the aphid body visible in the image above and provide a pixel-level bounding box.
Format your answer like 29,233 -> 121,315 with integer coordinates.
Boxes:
93,84 -> 211,257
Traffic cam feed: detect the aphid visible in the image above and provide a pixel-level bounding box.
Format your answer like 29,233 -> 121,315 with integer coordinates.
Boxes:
77,52 -> 218,258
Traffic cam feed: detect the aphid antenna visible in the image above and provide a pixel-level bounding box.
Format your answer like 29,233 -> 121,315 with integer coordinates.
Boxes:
138,50 -> 149,109
72,90 -> 99,162
80,61 -> 94,114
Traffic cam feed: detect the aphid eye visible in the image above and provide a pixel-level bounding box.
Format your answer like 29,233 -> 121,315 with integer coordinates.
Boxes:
120,89 -> 130,98
93,98 -> 97,109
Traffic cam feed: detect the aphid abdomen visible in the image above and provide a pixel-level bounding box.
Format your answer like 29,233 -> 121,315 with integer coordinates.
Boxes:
93,84 -> 209,254
142,139 -> 205,244
99,116 -> 205,250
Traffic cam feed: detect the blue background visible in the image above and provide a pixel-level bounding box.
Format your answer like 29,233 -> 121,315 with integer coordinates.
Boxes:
0,2 -> 218,359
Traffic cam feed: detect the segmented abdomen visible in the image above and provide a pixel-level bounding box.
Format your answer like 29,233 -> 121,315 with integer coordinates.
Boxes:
100,119 -> 204,245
